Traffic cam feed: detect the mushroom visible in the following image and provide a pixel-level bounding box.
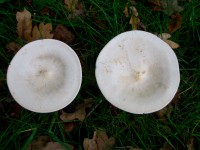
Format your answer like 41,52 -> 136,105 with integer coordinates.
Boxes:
7,39 -> 82,113
95,30 -> 180,114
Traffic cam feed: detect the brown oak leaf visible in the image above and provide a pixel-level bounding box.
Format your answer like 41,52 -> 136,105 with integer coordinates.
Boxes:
27,136 -> 74,150
83,130 -> 115,150
53,25 -> 75,44
158,33 -> 180,49
63,0 -> 85,19
6,42 -> 22,52
168,13 -> 182,33
16,8 -> 53,42
16,8 -> 32,41
60,98 -> 94,122
187,137 -> 195,150
30,23 -> 53,42
147,0 -> 184,16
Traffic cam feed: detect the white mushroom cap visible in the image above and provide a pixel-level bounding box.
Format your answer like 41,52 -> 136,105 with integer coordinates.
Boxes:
95,30 -> 180,114
7,39 -> 82,113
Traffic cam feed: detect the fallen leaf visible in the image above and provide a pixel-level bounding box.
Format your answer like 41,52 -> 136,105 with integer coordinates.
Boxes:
164,40 -> 180,49
123,3 -> 129,17
63,0 -> 85,19
27,136 -> 51,150
147,0 -> 184,16
147,0 -> 162,11
156,104 -> 173,119
187,137 -> 195,150
158,32 -> 171,39
156,91 -> 180,120
168,13 -> 182,33
30,23 -> 53,41
6,42 -> 22,52
16,8 -> 53,42
123,2 -> 145,30
158,33 -> 180,49
44,142 -> 74,150
16,8 -> 32,41
129,6 -> 140,30
83,130 -> 115,150
83,138 -> 98,150
64,0 -> 78,12
161,0 -> 184,16
60,98 -> 94,122
53,25 -> 75,44
63,122 -> 76,132
27,136 -> 74,150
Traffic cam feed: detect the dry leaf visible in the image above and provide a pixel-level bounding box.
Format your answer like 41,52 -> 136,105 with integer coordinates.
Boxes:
60,98 -> 94,132
171,91 -> 180,105
27,136 -> 51,150
53,25 -> 75,44
44,142 -> 74,150
16,8 -> 32,41
123,2 -> 145,30
64,0 -> 78,11
168,13 -> 182,33
147,0 -> 184,16
6,42 -> 22,52
63,0 -> 85,19
129,6 -> 140,30
83,130 -> 115,150
30,23 -> 53,42
161,0 -> 184,16
16,8 -> 53,42
156,91 -> 180,120
60,98 -> 94,122
83,138 -> 98,150
164,40 -> 180,49
38,23 -> 53,39
158,33 -> 171,39
158,33 -> 180,49
27,136 -> 74,150
123,3 -> 129,17
187,137 -> 195,150
63,122 -> 76,132
156,104 -> 173,119
147,0 -> 162,11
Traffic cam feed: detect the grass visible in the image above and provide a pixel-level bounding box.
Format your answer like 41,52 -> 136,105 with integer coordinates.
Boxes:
0,0 -> 200,149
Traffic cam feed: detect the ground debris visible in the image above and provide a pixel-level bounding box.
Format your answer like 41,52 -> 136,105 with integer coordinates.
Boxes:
16,8 -> 53,42
168,13 -> 182,33
53,25 -> 75,44
156,91 -> 180,120
63,0 -> 85,19
147,0 -> 184,16
6,8 -> 54,52
123,1 -> 146,30
26,136 -> 74,150
187,137 -> 195,150
157,33 -> 180,49
60,98 -> 94,132
83,130 -> 115,150
5,42 -> 22,52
